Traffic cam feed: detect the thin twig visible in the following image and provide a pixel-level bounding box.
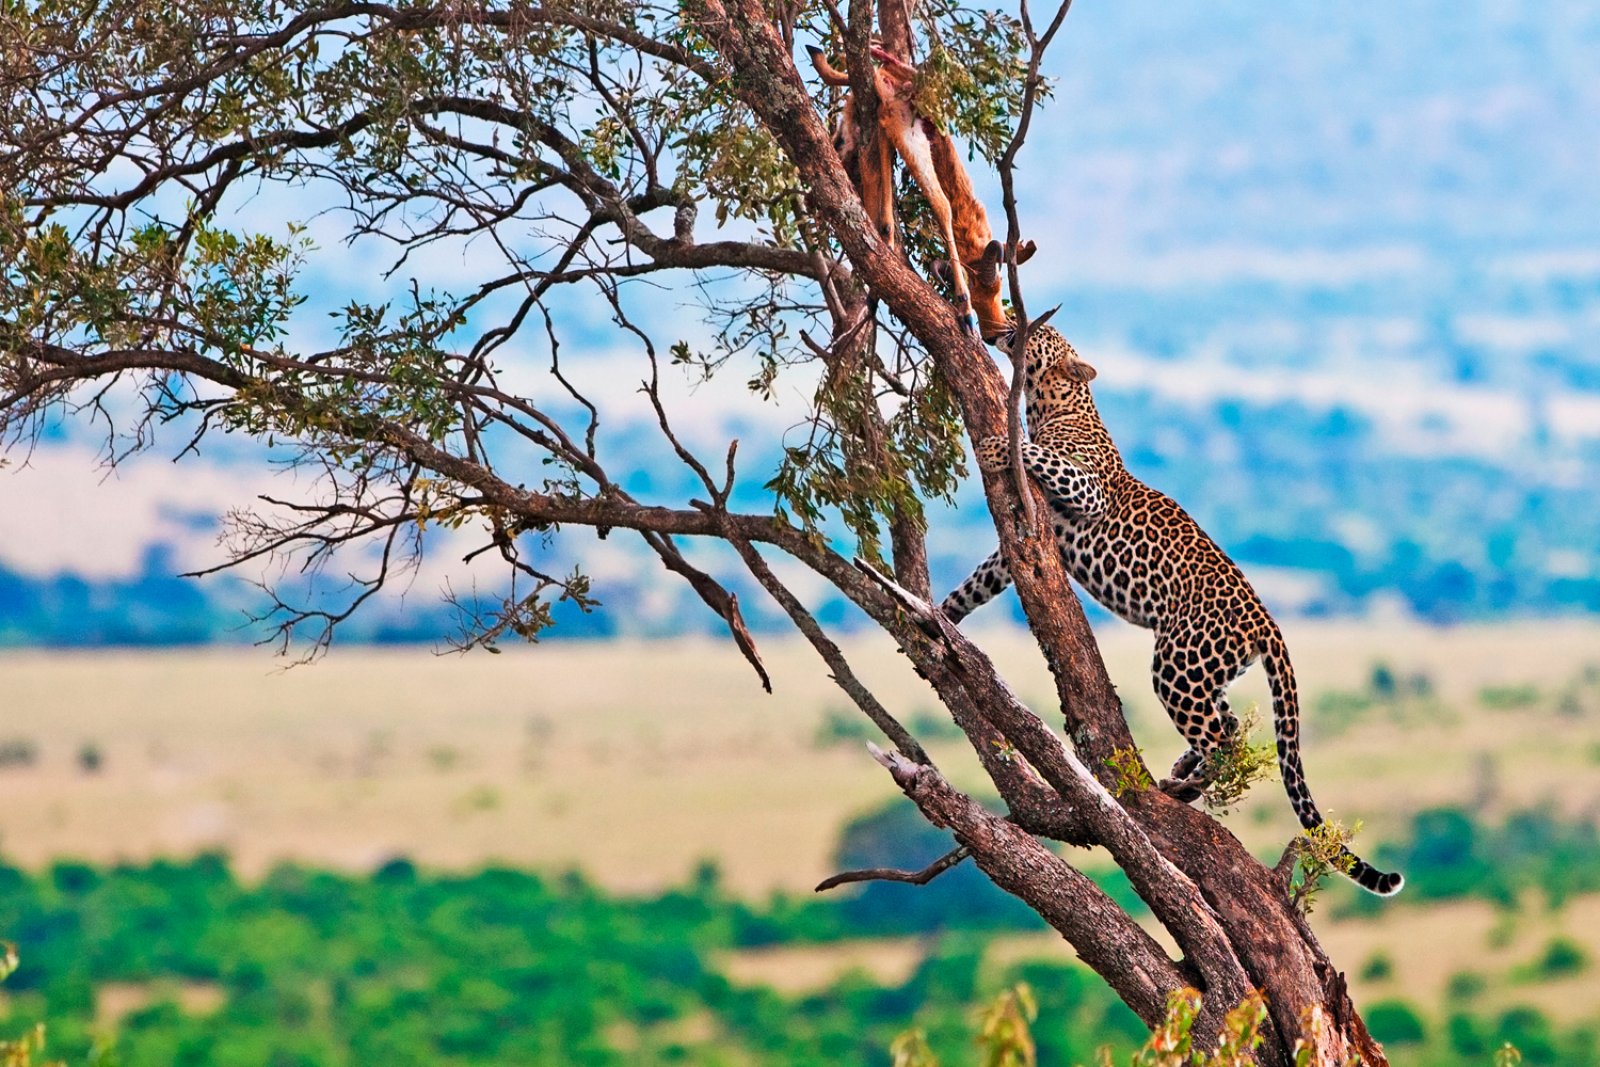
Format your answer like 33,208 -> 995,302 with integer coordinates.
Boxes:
816,845 -> 971,892
722,524 -> 930,764
640,520 -> 772,691
545,307 -> 599,459
995,0 -> 1075,533
798,303 -> 871,368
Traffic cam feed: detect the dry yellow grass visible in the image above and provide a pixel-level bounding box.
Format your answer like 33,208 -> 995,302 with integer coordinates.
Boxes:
2,634 -> 953,893
0,619 -> 1595,900
95,981 -> 225,1026
716,938 -> 928,994
1319,893 -> 1600,1024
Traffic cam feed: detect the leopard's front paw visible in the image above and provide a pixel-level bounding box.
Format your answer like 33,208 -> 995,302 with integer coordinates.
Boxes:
974,436 -> 1009,472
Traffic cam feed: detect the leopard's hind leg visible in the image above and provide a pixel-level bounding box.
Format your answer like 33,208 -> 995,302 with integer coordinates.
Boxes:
1150,628 -> 1247,802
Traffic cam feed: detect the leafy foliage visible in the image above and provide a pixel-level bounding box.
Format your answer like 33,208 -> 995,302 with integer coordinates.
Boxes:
1365,999 -> 1428,1045
1288,820 -> 1358,916
1105,747 -> 1153,799
1514,937 -> 1589,982
1359,951 -> 1394,982
0,0 -> 1031,653
1108,988 -> 1265,1067
886,983 -> 1039,1067
911,4 -> 1031,160
893,1025 -> 942,1067
1198,703 -> 1276,815
0,852 -> 1586,1066
1,941 -> 113,1067
975,983 -> 1038,1067
893,983 -> 1545,1067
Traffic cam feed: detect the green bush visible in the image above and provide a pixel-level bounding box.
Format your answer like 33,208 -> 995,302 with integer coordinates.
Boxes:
1369,662 -> 1397,699
1478,684 -> 1541,710
0,738 -> 39,769
1497,1007 -> 1557,1064
5,849 -> 1600,1067
76,742 -> 104,774
902,708 -> 966,744
812,707 -> 877,748
1525,937 -> 1589,979
1449,1011 -> 1493,1057
1446,970 -> 1487,1001
0,849 -> 1146,1067
1381,807 -> 1503,903
1360,951 -> 1394,982
1364,999 -> 1427,1045
1367,804 -> 1600,910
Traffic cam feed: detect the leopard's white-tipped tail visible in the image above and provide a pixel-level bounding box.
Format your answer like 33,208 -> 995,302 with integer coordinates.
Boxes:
1261,637 -> 1404,896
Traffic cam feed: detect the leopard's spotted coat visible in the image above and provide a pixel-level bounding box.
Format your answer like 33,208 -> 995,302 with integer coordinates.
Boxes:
943,325 -> 1403,896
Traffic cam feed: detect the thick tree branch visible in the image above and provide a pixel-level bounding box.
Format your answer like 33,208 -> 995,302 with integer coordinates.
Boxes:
867,743 -> 1186,1028
848,560 -> 1254,1025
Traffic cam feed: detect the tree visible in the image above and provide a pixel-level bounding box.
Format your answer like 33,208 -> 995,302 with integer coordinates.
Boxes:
1,1 -> 1389,1062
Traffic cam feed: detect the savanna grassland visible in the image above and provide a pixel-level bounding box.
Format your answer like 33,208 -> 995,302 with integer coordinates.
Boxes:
2,621 -> 1599,1063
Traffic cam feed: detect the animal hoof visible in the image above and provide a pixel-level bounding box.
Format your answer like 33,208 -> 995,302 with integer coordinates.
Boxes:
957,309 -> 977,336
1158,775 -> 1206,804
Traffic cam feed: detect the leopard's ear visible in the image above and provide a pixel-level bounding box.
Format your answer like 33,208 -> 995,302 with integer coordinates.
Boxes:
1065,358 -> 1098,383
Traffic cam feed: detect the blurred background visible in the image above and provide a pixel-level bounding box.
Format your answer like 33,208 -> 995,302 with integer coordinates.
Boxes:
2,2 -> 1598,1064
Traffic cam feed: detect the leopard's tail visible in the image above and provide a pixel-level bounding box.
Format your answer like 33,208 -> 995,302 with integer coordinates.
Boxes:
1260,634 -> 1404,897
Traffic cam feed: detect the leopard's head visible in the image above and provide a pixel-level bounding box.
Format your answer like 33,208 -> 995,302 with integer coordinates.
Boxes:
999,324 -> 1097,428
1002,323 -> 1096,396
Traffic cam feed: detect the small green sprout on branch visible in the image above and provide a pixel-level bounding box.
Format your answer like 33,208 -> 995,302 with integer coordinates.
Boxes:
891,1027 -> 939,1067
976,982 -> 1038,1067
889,983 -> 1037,1067
1199,704 -> 1278,815
1288,820 -> 1360,915
1106,747 -> 1154,798
1105,987 -> 1266,1067
1495,1042 -> 1524,1067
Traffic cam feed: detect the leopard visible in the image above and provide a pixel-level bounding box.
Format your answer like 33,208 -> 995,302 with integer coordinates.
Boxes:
942,323 -> 1404,896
